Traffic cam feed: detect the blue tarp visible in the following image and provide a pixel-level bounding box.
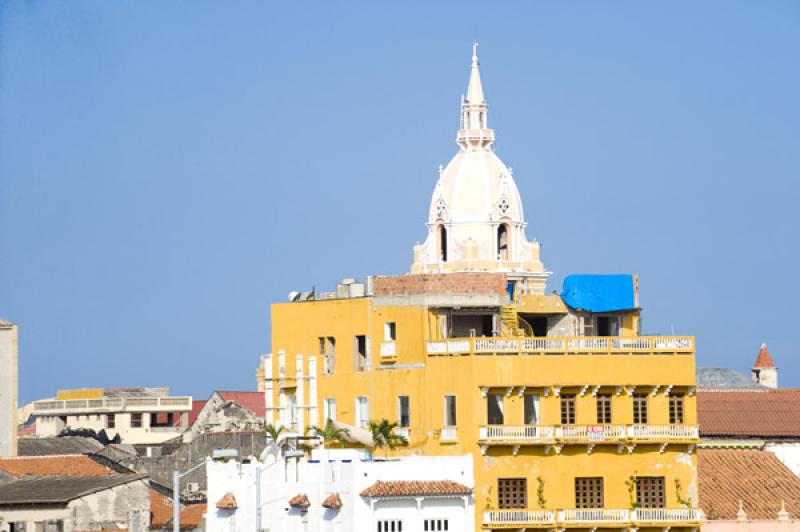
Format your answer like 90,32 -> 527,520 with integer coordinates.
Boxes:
560,274 -> 637,313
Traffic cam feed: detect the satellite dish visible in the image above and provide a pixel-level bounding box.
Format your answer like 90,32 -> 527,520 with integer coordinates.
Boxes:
288,291 -> 300,302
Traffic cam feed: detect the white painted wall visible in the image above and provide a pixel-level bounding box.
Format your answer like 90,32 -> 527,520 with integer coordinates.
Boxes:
0,323 -> 18,457
205,449 -> 474,532
766,443 -> 800,476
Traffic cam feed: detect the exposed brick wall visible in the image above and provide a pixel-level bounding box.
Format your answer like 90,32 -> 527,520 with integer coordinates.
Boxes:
373,273 -> 508,296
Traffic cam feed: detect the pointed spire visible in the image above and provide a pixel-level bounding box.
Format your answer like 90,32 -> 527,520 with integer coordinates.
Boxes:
466,41 -> 485,103
754,343 -> 776,369
457,42 -> 494,149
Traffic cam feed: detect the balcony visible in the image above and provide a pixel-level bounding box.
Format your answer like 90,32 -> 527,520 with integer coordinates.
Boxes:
32,396 -> 193,415
478,424 -> 699,447
379,341 -> 397,363
426,335 -> 694,356
440,426 -> 458,443
483,508 -> 702,528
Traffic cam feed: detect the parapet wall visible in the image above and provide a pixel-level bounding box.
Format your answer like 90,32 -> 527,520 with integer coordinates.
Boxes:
372,273 -> 509,307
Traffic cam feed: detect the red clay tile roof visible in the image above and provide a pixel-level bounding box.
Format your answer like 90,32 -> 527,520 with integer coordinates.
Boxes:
322,493 -> 342,509
360,480 -> 473,498
754,343 -> 776,368
151,494 -> 206,530
150,490 -> 173,527
697,390 -> 800,437
180,504 -> 206,528
216,492 -> 238,510
699,449 -> 800,519
0,455 -> 119,478
288,494 -> 310,508
217,392 -> 265,418
188,400 -> 207,426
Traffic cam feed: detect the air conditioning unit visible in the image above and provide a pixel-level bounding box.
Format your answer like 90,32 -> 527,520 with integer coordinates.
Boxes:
185,482 -> 200,493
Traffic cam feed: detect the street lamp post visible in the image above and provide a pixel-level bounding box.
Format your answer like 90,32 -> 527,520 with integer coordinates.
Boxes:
173,459 -> 208,532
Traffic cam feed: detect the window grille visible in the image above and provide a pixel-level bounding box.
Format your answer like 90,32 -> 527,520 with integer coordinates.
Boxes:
498,478 -> 527,509
636,477 -> 665,508
575,477 -> 604,508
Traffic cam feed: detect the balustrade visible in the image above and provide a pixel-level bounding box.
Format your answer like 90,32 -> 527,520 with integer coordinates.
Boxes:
427,335 -> 694,356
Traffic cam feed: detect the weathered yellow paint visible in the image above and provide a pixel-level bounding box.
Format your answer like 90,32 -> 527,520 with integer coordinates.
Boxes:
56,388 -> 104,400
268,296 -> 699,531
518,294 -> 569,314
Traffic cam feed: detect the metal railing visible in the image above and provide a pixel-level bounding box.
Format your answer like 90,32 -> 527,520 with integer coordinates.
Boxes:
33,396 -> 192,414
478,424 -> 699,445
483,508 -> 701,527
427,335 -> 694,356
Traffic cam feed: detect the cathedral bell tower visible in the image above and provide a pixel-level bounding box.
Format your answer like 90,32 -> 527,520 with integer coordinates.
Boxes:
411,44 -> 550,294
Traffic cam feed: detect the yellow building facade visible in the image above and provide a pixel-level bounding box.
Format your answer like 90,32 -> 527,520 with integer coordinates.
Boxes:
262,46 -> 700,532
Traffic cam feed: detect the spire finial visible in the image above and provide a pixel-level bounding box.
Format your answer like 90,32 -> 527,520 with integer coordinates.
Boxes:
472,41 -> 479,64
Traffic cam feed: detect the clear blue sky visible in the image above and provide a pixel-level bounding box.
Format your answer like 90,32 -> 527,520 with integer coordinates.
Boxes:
1,2 -> 798,404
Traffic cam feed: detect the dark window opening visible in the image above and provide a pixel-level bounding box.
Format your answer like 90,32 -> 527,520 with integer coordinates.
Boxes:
524,395 -> 538,425
575,477 -> 604,508
497,224 -> 509,260
354,335 -> 367,372
487,393 -> 504,425
150,412 -> 174,428
561,394 -> 576,425
131,413 -> 143,428
633,394 -> 648,424
531,317 -> 548,337
444,395 -> 457,426
438,225 -> 448,262
320,336 -> 336,375
398,396 -> 410,427
669,393 -> 685,424
596,394 -> 612,424
636,477 -> 666,508
451,313 -> 494,337
498,478 -> 527,509
596,316 -> 620,337
106,414 -> 116,429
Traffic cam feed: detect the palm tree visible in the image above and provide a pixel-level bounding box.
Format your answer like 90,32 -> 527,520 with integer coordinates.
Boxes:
264,423 -> 285,443
306,419 -> 350,448
368,419 -> 408,457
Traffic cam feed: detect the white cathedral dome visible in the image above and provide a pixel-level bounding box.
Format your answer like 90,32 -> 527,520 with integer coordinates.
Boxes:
412,44 -> 549,293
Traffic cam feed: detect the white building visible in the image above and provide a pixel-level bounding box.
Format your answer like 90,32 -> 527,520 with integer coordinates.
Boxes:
0,320 -> 18,457
206,446 -> 474,532
32,387 -> 193,445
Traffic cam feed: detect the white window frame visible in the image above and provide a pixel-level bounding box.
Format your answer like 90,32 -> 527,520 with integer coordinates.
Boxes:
323,398 -> 337,423
356,396 -> 369,429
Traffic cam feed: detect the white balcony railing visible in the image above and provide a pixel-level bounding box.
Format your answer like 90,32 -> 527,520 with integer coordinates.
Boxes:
32,396 -> 193,415
427,335 -> 694,356
632,508 -> 703,522
629,424 -> 699,440
559,508 -> 630,523
478,424 -> 699,445
479,425 -> 555,442
483,510 -> 554,525
484,508 -> 701,527
440,426 -> 457,442
379,341 -> 397,358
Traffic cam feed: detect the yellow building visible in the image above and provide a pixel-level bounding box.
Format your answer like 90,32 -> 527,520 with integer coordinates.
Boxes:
262,45 -> 700,532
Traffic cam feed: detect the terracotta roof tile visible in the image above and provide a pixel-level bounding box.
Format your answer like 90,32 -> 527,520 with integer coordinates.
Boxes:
288,494 -> 310,508
699,449 -> 800,519
0,455 -> 118,478
150,490 -> 173,527
188,400 -> 208,426
322,493 -> 342,509
180,504 -> 206,528
754,343 -> 776,368
217,392 -> 265,418
216,492 -> 238,510
360,480 -> 472,498
697,390 -> 800,437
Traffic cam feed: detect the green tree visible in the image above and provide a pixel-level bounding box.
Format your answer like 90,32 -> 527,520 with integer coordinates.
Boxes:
306,419 -> 350,448
264,423 -> 285,442
368,419 -> 408,457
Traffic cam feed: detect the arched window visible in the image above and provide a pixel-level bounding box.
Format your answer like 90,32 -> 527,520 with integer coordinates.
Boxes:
438,225 -> 448,262
497,224 -> 509,261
